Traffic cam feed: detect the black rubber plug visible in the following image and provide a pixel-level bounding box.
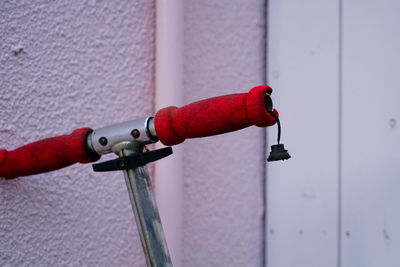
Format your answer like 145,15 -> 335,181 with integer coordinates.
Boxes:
267,144 -> 291,162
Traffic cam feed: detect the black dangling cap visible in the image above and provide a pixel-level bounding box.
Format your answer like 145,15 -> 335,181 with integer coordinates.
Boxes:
265,97 -> 291,162
267,144 -> 291,162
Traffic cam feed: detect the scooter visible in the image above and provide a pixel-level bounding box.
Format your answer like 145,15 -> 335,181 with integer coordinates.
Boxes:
0,85 -> 290,267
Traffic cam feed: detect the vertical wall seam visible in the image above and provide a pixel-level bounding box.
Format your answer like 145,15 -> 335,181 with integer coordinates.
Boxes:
155,1 -> 184,266
337,0 -> 343,266
262,0 -> 269,266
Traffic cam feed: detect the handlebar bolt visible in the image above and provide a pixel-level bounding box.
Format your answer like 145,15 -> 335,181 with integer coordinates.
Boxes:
131,129 -> 140,139
98,137 -> 108,146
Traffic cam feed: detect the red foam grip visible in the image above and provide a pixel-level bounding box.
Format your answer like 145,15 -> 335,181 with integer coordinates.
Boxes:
0,128 -> 100,179
154,85 -> 279,146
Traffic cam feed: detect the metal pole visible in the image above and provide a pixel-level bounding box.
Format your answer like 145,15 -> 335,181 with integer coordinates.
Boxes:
119,146 -> 173,267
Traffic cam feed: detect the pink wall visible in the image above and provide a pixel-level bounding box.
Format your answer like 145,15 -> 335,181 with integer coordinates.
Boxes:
0,1 -> 266,266
0,1 -> 155,266
182,1 -> 266,266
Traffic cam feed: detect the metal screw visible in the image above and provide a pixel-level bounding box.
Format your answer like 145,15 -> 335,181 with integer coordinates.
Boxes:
118,160 -> 125,168
389,118 -> 397,128
98,137 -> 108,146
131,129 -> 140,139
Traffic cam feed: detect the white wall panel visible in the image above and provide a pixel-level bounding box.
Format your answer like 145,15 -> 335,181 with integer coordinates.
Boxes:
341,1 -> 400,266
267,0 -> 400,266
266,1 -> 340,266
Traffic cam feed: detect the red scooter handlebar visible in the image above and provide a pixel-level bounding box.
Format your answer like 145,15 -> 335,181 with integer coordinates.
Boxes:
0,128 -> 100,179
154,85 -> 278,145
0,85 -> 278,179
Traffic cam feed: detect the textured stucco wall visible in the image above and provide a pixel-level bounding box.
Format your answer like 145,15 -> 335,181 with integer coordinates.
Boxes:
0,1 -> 155,266
183,1 -> 266,266
0,1 -> 266,266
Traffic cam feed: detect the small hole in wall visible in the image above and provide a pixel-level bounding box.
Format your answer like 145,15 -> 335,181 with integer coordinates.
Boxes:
11,44 -> 24,55
269,229 -> 275,235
